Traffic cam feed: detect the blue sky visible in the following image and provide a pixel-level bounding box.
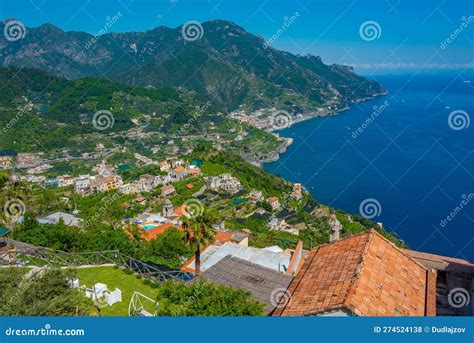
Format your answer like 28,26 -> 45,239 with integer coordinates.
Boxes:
1,0 -> 473,74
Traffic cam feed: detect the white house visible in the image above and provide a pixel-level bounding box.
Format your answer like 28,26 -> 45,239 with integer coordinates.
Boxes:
267,196 -> 281,210
162,184 -> 176,197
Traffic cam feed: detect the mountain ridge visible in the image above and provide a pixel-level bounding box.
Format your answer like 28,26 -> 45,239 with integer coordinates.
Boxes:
0,18 -> 386,113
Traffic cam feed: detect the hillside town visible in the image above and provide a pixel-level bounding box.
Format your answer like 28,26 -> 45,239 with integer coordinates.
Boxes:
0,3 -> 472,343
1,147 -> 472,318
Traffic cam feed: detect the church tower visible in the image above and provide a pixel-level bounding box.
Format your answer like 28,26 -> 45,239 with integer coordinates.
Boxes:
163,198 -> 173,218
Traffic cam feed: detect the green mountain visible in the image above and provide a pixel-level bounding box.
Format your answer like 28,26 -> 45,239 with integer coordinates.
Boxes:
0,19 -> 385,112
0,67 -> 285,164
0,67 -> 208,151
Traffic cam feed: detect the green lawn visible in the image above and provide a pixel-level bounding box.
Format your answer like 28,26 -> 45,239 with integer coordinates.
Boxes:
76,266 -> 160,316
170,176 -> 205,205
200,161 -> 229,176
173,176 -> 204,197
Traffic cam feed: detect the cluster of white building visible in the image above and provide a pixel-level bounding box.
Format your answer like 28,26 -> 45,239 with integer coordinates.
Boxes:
73,174 -> 122,194
74,158 -> 201,196
268,218 -> 300,236
11,173 -> 47,184
206,173 -> 242,194
1,152 -> 49,175
119,159 -> 201,195
2,152 -> 204,199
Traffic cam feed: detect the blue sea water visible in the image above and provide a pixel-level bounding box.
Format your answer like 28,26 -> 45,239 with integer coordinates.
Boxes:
264,72 -> 474,260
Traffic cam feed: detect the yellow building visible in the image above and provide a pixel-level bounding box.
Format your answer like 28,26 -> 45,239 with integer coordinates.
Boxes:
0,156 -> 12,167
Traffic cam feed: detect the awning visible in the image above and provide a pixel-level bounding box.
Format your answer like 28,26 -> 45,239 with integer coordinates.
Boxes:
0,227 -> 10,236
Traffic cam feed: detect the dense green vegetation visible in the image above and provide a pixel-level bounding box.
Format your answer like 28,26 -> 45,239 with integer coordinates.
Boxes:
142,228 -> 192,269
155,279 -> 265,316
0,268 -> 90,316
0,67 -> 207,152
13,212 -> 193,268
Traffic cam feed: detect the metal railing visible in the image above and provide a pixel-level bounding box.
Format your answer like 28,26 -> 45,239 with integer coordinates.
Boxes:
0,247 -> 194,284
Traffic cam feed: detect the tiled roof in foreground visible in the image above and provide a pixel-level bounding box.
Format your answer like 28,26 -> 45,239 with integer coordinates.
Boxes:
273,229 -> 436,316
403,249 -> 474,273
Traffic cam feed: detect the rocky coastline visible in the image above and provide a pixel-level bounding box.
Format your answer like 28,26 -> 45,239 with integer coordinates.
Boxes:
246,91 -> 388,166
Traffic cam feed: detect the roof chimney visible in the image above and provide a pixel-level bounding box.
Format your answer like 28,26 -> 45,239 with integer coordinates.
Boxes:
286,240 -> 303,276
329,215 -> 342,243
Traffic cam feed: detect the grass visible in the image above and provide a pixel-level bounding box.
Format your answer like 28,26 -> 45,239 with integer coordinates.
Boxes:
76,266 -> 160,316
200,161 -> 229,176
173,176 -> 204,197
170,176 -> 205,205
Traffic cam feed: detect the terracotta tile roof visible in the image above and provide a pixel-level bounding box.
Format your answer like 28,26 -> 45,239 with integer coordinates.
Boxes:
162,185 -> 175,191
181,255 -> 197,273
403,249 -> 474,272
268,196 -> 278,202
185,183 -> 194,189
174,205 -> 189,217
143,223 -> 183,241
215,231 -> 233,244
273,229 -> 436,316
173,165 -> 185,173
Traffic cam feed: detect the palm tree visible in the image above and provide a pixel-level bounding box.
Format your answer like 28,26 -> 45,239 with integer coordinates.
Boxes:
181,208 -> 216,275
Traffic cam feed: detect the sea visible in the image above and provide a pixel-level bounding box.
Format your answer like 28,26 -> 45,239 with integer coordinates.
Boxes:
264,72 -> 474,260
